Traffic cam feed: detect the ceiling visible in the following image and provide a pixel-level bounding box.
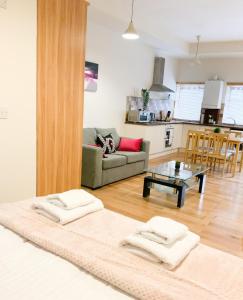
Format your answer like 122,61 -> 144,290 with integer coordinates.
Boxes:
88,0 -> 243,57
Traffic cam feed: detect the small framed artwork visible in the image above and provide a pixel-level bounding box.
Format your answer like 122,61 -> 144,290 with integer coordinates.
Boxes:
84,61 -> 99,92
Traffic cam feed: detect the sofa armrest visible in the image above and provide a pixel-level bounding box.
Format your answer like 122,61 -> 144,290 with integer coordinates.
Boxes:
141,140 -> 150,170
141,140 -> 150,153
81,145 -> 103,189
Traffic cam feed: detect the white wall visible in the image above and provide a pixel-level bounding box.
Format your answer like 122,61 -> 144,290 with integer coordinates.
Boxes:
0,0 -> 36,202
177,57 -> 243,82
84,20 -> 178,134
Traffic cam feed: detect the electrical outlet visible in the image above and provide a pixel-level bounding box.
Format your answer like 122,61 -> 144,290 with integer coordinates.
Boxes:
0,0 -> 7,9
0,107 -> 8,119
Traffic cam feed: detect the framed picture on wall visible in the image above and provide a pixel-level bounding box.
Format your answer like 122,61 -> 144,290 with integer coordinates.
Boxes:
84,61 -> 99,92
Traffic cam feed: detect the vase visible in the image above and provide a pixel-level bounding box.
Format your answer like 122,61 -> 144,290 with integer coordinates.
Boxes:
175,161 -> 181,171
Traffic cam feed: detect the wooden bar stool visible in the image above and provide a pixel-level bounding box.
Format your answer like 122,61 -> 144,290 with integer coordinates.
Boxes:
184,130 -> 199,163
184,130 -> 209,164
207,133 -> 234,176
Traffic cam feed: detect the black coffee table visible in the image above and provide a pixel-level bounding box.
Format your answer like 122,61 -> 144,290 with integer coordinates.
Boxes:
143,161 -> 209,208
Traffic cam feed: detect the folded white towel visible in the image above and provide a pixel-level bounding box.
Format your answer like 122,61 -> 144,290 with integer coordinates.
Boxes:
121,232 -> 200,269
137,216 -> 188,245
33,198 -> 104,225
47,189 -> 97,210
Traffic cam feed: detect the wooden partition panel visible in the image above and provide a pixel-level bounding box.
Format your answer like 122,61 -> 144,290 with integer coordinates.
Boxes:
37,0 -> 88,195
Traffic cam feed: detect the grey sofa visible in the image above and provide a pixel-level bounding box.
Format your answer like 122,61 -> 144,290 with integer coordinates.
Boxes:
81,128 -> 150,189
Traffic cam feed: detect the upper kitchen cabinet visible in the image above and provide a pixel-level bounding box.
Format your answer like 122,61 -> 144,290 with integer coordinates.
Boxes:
202,80 -> 225,109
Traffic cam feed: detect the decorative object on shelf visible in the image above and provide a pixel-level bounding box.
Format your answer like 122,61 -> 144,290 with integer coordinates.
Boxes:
203,109 -> 220,124
84,61 -> 99,92
192,35 -> 201,65
150,112 -> 156,121
214,127 -> 221,133
175,161 -> 181,171
165,110 -> 172,122
0,0 -> 7,9
141,89 -> 150,111
122,0 -> 139,40
208,114 -> 214,124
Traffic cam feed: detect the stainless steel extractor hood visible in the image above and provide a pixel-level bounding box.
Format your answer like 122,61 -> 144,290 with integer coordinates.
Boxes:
149,57 -> 174,93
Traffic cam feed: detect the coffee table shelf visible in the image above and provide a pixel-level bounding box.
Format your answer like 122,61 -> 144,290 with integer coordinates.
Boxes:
143,161 -> 209,208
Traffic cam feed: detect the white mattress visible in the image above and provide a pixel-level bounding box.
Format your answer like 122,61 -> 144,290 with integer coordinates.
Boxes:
0,226 -> 132,300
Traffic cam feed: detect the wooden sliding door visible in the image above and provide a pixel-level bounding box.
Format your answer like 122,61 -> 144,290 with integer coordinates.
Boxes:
37,0 -> 88,195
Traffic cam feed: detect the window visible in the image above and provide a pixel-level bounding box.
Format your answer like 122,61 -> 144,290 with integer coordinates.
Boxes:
222,85 -> 243,125
174,84 -> 204,121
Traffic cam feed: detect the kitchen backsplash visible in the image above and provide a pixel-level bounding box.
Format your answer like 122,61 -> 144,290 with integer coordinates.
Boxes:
126,96 -> 175,120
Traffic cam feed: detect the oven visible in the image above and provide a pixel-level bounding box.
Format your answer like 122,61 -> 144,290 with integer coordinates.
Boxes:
164,125 -> 174,148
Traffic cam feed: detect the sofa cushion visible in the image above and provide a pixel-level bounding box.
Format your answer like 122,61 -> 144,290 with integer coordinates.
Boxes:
96,134 -> 116,154
118,137 -> 143,152
115,151 -> 146,164
102,154 -> 127,170
96,128 -> 120,148
83,128 -> 97,145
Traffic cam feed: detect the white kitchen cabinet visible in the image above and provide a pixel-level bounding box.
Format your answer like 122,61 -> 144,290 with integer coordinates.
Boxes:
172,124 -> 183,149
123,123 -> 236,157
123,124 -> 185,156
123,124 -> 166,155
181,124 -> 207,148
144,126 -> 166,154
202,80 -> 225,109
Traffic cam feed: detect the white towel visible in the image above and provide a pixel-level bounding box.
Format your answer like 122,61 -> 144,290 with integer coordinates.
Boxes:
33,199 -> 104,225
121,232 -> 200,269
137,216 -> 188,245
47,189 -> 97,210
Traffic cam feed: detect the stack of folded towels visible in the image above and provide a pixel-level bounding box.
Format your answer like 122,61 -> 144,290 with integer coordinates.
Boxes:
121,216 -> 200,269
32,189 -> 104,225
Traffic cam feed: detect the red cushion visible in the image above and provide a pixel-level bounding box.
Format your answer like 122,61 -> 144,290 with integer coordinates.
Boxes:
118,138 -> 143,152
88,144 -> 101,148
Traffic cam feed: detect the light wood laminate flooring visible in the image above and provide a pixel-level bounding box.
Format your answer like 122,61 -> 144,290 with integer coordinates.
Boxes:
87,153 -> 243,258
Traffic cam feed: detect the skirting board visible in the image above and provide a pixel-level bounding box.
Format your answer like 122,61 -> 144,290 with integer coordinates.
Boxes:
149,148 -> 183,160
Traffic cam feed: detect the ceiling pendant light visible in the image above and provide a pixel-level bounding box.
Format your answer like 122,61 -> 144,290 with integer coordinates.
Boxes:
122,0 -> 139,40
193,35 -> 202,65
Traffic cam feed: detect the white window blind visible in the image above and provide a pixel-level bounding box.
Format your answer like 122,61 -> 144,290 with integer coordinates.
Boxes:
174,84 -> 204,121
222,86 -> 243,125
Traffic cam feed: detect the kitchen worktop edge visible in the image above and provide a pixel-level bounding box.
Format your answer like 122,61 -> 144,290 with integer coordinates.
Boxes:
125,121 -> 243,130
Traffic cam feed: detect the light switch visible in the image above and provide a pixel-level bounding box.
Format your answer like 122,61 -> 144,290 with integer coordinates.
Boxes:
0,107 -> 8,119
0,1 -> 7,9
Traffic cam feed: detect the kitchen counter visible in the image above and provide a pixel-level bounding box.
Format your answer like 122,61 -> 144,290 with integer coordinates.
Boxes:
125,121 -> 184,126
125,121 -> 243,131
124,121 -> 243,159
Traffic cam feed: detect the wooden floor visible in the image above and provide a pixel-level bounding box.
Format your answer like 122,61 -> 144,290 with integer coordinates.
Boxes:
87,153 -> 243,259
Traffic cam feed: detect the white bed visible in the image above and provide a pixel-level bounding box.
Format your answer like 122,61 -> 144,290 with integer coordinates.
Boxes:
1,199 -> 243,300
0,225 -> 132,300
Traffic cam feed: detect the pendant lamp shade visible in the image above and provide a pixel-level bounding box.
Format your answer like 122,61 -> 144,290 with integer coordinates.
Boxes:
122,0 -> 139,40
122,21 -> 139,40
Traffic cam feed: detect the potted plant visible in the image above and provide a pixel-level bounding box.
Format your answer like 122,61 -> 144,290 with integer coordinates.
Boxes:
141,89 -> 150,111
214,127 -> 221,133
175,160 -> 181,171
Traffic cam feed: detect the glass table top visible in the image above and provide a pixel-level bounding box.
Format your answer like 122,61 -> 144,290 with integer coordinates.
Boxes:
146,160 -> 209,181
